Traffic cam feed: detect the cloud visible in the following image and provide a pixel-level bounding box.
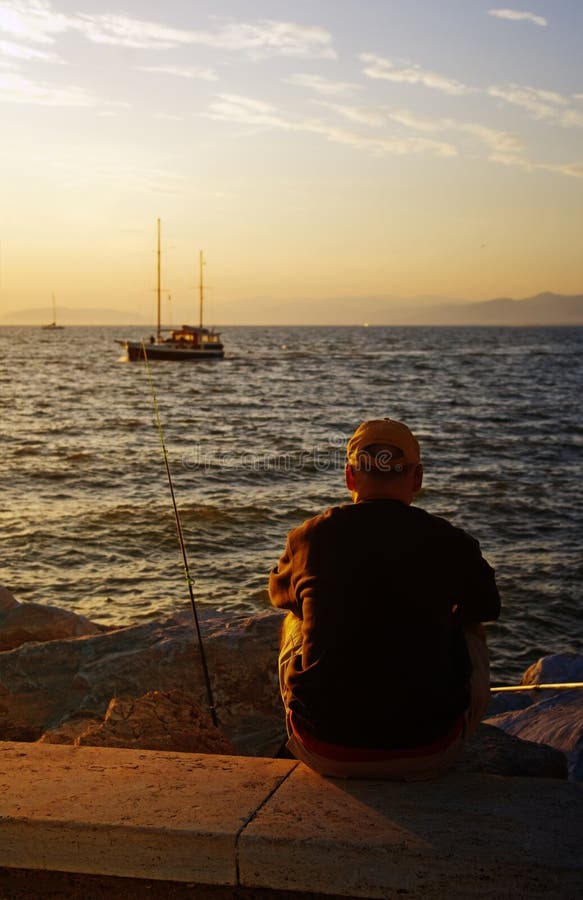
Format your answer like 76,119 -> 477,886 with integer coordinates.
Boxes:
0,0 -> 70,44
311,125 -> 457,158
73,13 -> 202,49
0,4 -> 336,57
315,101 -> 387,127
395,114 -> 524,156
322,101 -> 525,158
387,111 -> 558,170
383,109 -> 442,132
263,96 -> 578,176
491,152 -> 583,179
360,53 -> 470,96
0,2 -> 196,48
0,68 -> 101,104
358,50 -> 583,133
209,93 -> 583,175
208,93 -> 457,158
548,162 -> 583,178
489,83 -> 583,127
138,65 -> 217,81
287,73 -> 360,96
207,93 -> 298,131
560,108 -> 583,128
195,20 -> 337,59
454,122 -> 524,155
488,9 -> 547,27
0,37 -> 60,61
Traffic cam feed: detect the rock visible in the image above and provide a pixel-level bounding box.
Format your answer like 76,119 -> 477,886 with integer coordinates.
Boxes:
0,607 -> 287,755
65,689 -> 235,755
455,723 -> 568,779
38,716 -> 101,745
0,594 -> 580,778
0,586 -> 18,612
0,585 -> 101,652
486,690 -> 535,717
522,651 -> 583,685
486,687 -> 583,781
573,732 -> 583,782
485,652 -> 583,781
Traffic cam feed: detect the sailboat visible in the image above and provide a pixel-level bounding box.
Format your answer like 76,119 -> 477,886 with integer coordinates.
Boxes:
115,220 -> 224,362
42,293 -> 64,330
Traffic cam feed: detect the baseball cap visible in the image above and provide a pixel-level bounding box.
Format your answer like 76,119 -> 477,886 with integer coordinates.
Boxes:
346,418 -> 421,471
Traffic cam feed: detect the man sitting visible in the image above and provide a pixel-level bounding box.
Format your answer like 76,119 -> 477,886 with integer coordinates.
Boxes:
269,418 -> 501,779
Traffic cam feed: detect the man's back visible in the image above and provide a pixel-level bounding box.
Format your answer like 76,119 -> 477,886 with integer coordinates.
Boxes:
270,498 -> 500,749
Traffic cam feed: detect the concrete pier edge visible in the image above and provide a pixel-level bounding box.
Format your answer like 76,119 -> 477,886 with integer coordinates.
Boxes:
0,741 -> 582,899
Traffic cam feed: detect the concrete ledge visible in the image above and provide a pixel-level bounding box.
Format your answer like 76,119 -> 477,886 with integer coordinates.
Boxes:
0,742 -> 294,885
1,742 -> 582,899
241,766 -> 583,898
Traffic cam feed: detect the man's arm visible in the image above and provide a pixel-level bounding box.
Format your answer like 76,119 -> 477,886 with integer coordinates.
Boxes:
269,535 -> 300,615
454,532 -> 501,625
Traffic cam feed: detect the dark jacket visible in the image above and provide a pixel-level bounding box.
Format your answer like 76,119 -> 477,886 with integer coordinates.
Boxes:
269,499 -> 501,749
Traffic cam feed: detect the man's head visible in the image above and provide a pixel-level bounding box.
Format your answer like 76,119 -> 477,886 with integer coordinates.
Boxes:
345,418 -> 423,504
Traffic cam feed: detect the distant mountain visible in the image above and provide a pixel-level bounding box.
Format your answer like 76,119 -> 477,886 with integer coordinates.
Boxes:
220,291 -> 583,325
395,293 -> 583,326
1,292 -> 581,326
0,307 -> 149,325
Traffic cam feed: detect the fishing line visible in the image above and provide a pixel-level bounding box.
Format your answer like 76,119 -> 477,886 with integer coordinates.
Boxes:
140,342 -> 580,719
141,341 -> 218,727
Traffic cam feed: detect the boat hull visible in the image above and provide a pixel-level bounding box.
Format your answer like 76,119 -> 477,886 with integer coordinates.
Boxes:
117,340 -> 224,361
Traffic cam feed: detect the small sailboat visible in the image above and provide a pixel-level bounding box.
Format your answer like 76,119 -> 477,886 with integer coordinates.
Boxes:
116,220 -> 224,362
42,293 -> 64,330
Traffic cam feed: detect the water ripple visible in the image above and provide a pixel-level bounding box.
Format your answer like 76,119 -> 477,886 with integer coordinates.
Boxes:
1,324 -> 582,680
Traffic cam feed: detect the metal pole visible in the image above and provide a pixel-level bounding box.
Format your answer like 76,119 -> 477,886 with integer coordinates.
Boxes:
199,250 -> 204,329
156,218 -> 161,341
490,682 -> 583,693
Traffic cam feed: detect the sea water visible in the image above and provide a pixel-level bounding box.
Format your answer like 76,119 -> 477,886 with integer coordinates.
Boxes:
1,324 -> 582,682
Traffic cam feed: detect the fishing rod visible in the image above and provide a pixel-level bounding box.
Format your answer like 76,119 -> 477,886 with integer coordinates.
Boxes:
491,682 -> 583,693
142,341 -> 218,727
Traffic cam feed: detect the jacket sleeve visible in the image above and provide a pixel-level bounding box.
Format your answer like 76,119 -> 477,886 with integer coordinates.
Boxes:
454,531 -> 501,625
269,534 -> 301,616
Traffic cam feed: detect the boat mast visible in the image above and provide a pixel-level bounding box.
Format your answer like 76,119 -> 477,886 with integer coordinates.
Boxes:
51,292 -> 56,326
199,250 -> 204,329
156,218 -> 161,341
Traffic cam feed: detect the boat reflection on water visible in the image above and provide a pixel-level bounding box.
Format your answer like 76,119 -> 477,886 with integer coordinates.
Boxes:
116,220 -> 224,362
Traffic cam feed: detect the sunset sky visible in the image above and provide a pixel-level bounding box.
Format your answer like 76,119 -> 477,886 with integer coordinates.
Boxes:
0,1 -> 582,324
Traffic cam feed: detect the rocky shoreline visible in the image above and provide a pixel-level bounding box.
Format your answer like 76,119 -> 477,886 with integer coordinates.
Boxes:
1,585 -> 581,780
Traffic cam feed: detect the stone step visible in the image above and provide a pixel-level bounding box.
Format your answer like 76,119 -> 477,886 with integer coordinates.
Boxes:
0,742 -> 582,899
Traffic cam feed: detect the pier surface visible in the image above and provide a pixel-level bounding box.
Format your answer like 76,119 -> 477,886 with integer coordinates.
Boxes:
0,741 -> 581,899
